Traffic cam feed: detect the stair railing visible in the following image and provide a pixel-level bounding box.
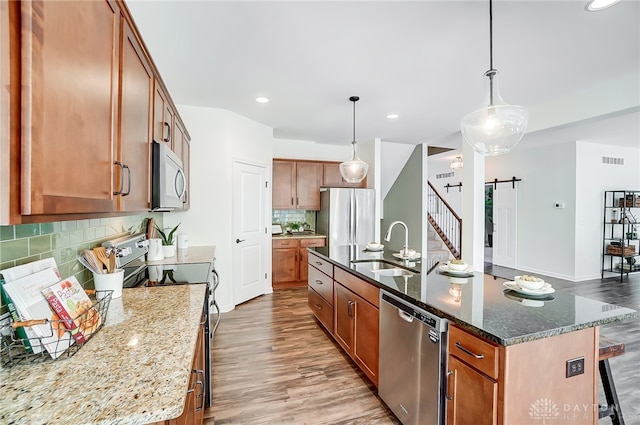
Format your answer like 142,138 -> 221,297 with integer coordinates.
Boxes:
427,181 -> 462,259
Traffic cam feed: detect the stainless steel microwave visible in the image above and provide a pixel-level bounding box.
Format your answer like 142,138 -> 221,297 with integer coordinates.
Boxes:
152,141 -> 185,211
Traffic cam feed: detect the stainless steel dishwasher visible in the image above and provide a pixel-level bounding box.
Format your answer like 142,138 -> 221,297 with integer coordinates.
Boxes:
379,290 -> 448,425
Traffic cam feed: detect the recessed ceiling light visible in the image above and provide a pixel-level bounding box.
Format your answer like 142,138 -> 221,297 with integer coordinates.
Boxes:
386,114 -> 399,119
585,0 -> 622,11
255,97 -> 269,104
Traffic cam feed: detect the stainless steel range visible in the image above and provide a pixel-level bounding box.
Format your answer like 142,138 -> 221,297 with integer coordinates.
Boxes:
102,233 -> 218,408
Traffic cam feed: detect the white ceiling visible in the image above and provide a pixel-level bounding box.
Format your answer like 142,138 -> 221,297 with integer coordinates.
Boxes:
126,0 -> 640,151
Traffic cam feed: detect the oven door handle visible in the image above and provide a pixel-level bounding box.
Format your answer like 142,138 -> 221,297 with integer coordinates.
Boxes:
212,300 -> 221,336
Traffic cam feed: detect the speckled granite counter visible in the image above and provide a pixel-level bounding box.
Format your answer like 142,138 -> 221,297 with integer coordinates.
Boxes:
0,284 -> 207,425
145,245 -> 216,266
311,246 -> 638,346
272,232 -> 326,240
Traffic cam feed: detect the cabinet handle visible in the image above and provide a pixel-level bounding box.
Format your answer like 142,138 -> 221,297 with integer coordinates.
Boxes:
194,369 -> 205,411
315,261 -> 323,266
113,161 -> 125,195
122,163 -> 131,196
315,279 -> 323,285
455,341 -> 484,359
347,300 -> 355,318
314,304 -> 322,310
291,197 -> 294,205
446,370 -> 455,401
163,121 -> 171,143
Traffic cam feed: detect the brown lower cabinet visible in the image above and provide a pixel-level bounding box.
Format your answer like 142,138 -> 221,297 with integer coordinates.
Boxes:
446,355 -> 498,425
307,253 -> 379,387
151,321 -> 205,425
273,237 -> 325,285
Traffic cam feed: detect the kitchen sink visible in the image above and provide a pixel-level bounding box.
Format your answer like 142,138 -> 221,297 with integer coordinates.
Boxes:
351,259 -> 419,276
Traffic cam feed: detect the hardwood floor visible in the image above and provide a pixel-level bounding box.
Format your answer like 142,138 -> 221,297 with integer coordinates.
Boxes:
205,288 -> 400,425
205,269 -> 640,424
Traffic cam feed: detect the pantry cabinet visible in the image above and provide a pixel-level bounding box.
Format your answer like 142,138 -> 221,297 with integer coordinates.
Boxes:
20,0 -> 121,215
272,237 -> 325,285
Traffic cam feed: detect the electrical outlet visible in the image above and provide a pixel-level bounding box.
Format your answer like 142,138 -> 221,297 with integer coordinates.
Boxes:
566,357 -> 585,378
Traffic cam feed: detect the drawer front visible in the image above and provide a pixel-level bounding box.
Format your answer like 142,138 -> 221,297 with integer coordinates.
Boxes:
308,265 -> 333,305
334,268 -> 379,308
300,237 -> 326,248
308,286 -> 333,332
273,238 -> 300,249
308,251 -> 333,278
449,325 -> 499,379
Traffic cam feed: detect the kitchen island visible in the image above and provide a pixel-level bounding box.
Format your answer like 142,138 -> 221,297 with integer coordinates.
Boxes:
0,284 -> 207,425
308,246 -> 638,425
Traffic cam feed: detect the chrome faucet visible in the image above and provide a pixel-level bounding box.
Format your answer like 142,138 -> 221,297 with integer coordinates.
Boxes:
384,221 -> 412,257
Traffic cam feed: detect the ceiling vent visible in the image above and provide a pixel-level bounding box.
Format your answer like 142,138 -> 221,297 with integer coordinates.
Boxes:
602,156 -> 624,166
436,171 -> 455,179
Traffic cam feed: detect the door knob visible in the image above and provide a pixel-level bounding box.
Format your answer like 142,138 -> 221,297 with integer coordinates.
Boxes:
236,239 -> 245,243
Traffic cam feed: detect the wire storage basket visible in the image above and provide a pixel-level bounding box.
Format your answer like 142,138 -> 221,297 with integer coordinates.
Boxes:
0,290 -> 113,367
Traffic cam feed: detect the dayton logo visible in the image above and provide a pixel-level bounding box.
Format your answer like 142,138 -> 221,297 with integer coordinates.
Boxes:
529,398 -> 560,423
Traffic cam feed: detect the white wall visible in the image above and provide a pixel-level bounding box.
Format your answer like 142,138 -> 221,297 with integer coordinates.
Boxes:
575,141 -> 640,280
273,138 -> 349,161
427,150 -> 464,215
164,105 -> 273,312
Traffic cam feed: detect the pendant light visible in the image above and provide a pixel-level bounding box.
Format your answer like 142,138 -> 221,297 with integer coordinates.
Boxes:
339,96 -> 369,183
460,0 -> 528,156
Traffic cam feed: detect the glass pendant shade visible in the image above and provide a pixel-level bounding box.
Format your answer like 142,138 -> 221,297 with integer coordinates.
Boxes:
340,142 -> 369,183
461,70 -> 528,156
450,156 -> 463,169
339,96 -> 369,183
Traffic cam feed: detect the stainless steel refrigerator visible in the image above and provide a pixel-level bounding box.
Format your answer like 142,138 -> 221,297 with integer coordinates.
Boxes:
316,187 -> 375,250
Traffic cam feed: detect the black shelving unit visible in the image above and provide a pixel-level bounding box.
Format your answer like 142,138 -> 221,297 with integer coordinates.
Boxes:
602,190 -> 640,281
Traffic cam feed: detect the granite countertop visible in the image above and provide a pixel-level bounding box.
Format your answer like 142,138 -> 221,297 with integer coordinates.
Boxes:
144,245 -> 216,265
311,246 -> 638,346
273,232 -> 326,240
0,284 -> 207,425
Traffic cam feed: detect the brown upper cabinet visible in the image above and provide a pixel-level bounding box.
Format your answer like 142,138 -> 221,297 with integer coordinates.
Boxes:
20,0 -> 121,216
1,0 -> 190,224
153,81 -> 174,146
272,159 -> 323,210
118,17 -> 153,212
323,162 -> 367,188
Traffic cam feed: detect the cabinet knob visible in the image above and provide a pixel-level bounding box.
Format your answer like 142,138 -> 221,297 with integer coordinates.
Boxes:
315,280 -> 323,285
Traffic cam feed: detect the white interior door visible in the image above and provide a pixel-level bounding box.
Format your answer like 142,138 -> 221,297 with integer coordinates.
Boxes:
492,184 -> 517,268
232,160 -> 267,305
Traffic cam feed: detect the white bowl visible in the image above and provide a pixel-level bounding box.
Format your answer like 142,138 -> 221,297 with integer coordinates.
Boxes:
447,261 -> 468,271
514,275 -> 545,290
367,242 -> 382,249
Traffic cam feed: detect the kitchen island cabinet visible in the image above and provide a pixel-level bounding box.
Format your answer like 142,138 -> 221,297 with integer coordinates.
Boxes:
0,285 -> 208,425
308,246 -> 637,425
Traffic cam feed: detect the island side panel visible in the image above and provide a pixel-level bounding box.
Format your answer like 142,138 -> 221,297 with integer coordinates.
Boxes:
499,327 -> 598,425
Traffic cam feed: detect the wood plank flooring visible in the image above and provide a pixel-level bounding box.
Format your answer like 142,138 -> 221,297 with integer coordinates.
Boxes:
205,288 -> 400,425
205,269 -> 640,424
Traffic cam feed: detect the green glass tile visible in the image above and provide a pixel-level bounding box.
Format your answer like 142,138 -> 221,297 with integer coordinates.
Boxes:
89,219 -> 102,227
69,229 -> 84,245
53,232 -> 70,249
15,224 -> 40,239
58,262 -> 71,278
15,255 -> 40,266
70,260 -> 83,275
40,222 -> 55,235
61,221 -> 77,232
94,227 -> 106,239
0,240 -> 29,263
51,249 -> 63,265
60,247 -> 76,264
0,226 -> 14,241
29,235 -> 52,255
84,227 -> 96,242
1,260 -> 15,270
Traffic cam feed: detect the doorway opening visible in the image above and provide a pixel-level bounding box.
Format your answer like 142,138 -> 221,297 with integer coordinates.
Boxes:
485,184 -> 493,265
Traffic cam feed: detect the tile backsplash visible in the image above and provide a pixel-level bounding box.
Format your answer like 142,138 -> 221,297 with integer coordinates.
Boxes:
272,210 -> 316,230
0,214 -> 160,313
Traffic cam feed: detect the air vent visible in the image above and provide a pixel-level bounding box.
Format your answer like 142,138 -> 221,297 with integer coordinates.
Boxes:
602,156 -> 624,166
436,172 -> 455,179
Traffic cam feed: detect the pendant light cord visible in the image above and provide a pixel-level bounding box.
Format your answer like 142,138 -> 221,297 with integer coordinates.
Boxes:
488,0 -> 495,106
352,99 -> 356,144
